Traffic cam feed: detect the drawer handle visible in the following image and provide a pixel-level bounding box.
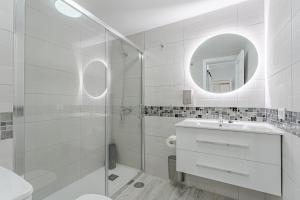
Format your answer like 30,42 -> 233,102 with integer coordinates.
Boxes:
196,139 -> 249,149
196,163 -> 249,177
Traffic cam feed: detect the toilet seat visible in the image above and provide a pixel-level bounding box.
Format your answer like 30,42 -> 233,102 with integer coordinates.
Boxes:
76,194 -> 112,200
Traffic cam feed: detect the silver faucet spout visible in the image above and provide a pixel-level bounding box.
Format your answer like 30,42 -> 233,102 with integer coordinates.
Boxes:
219,113 -> 223,126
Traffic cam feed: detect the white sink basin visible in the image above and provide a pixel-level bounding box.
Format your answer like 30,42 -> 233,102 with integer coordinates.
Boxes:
175,119 -> 285,135
0,167 -> 33,200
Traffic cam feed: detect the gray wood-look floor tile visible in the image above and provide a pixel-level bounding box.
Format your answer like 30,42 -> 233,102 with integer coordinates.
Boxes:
113,174 -> 234,200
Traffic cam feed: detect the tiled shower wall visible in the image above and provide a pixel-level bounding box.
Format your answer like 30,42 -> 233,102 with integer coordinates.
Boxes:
109,35 -> 142,169
0,0 -> 14,170
266,0 -> 300,199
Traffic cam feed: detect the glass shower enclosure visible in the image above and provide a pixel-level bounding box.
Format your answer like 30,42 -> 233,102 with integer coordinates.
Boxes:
14,0 -> 144,199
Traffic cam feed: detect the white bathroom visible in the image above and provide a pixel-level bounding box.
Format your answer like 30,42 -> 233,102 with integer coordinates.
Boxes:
0,0 -> 299,199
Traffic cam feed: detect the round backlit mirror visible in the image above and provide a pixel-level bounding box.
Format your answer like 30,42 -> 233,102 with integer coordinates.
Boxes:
190,34 -> 258,93
83,60 -> 107,98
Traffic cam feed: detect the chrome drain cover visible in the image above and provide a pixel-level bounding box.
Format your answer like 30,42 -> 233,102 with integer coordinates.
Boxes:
134,182 -> 144,188
108,174 -> 119,181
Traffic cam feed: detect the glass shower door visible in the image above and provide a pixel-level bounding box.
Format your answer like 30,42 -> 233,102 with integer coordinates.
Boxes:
107,33 -> 143,197
23,1 -> 107,199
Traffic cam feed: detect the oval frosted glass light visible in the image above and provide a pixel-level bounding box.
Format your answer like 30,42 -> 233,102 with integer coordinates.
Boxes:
55,0 -> 82,18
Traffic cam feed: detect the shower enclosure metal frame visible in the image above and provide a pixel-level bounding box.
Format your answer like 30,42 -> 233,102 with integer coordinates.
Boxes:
13,0 -> 145,197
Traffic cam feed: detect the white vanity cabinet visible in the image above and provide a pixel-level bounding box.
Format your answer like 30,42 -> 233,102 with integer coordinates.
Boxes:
175,119 -> 284,196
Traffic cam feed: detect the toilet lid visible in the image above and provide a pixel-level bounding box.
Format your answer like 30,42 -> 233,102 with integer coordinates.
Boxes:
76,194 -> 112,200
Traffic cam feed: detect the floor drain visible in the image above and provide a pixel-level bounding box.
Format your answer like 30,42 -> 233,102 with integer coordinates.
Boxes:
134,182 -> 144,188
108,174 -> 119,181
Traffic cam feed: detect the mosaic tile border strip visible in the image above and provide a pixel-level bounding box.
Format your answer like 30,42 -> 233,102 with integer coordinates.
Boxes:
144,106 -> 300,137
266,109 -> 300,137
144,106 -> 267,122
0,113 -> 13,141
1,107 -> 300,140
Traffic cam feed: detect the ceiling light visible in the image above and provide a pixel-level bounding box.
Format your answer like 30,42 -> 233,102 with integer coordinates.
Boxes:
55,0 -> 82,18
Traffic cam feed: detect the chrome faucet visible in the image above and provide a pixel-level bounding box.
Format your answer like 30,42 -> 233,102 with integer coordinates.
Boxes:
218,113 -> 223,127
120,106 -> 132,121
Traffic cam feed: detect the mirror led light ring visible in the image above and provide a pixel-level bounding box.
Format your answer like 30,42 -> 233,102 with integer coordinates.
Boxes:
189,33 -> 259,95
83,59 -> 108,99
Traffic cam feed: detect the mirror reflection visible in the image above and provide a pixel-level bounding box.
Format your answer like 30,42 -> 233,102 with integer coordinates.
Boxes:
190,34 -> 258,93
83,60 -> 107,98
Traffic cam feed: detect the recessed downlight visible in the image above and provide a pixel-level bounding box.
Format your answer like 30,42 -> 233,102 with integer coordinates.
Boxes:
55,0 -> 82,18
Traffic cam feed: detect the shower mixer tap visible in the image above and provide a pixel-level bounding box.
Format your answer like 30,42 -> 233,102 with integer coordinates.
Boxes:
120,106 -> 133,121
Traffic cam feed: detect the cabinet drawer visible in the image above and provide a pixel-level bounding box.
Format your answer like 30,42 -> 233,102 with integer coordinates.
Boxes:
176,149 -> 281,196
176,127 -> 281,165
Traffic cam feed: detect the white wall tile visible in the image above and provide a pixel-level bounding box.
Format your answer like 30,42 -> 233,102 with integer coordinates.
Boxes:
0,85 -> 13,110
145,85 -> 184,106
24,93 -> 81,123
25,118 -> 81,151
291,134 -> 300,188
268,0 -> 291,37
267,1 -> 300,199
145,42 -> 184,67
183,6 -> 238,40
111,77 -> 141,98
282,172 -> 295,200
268,22 -> 292,76
268,68 -> 292,110
26,5 -> 84,49
117,150 -> 141,169
292,62 -> 300,111
145,116 -> 180,137
292,11 -> 300,64
0,29 -> 13,110
113,131 -> 141,153
0,28 -> 13,61
145,64 -> 184,87
0,0 -> 14,32
25,65 -> 80,95
292,0 -> 300,17
25,36 -> 80,74
144,116 -> 178,179
0,68 -> 13,85
237,89 -> 265,107
145,21 -> 183,48
145,135 -> 175,158
0,139 -> 13,170
237,0 -> 264,26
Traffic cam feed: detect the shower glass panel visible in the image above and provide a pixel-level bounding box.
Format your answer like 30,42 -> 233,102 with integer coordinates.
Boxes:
107,33 -> 143,197
24,1 -> 107,199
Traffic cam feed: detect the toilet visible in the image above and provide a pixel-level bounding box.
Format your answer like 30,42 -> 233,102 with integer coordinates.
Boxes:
76,194 -> 112,200
0,167 -> 33,200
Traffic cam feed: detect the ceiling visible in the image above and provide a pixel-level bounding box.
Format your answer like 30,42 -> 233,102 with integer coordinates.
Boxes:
74,0 -> 249,36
